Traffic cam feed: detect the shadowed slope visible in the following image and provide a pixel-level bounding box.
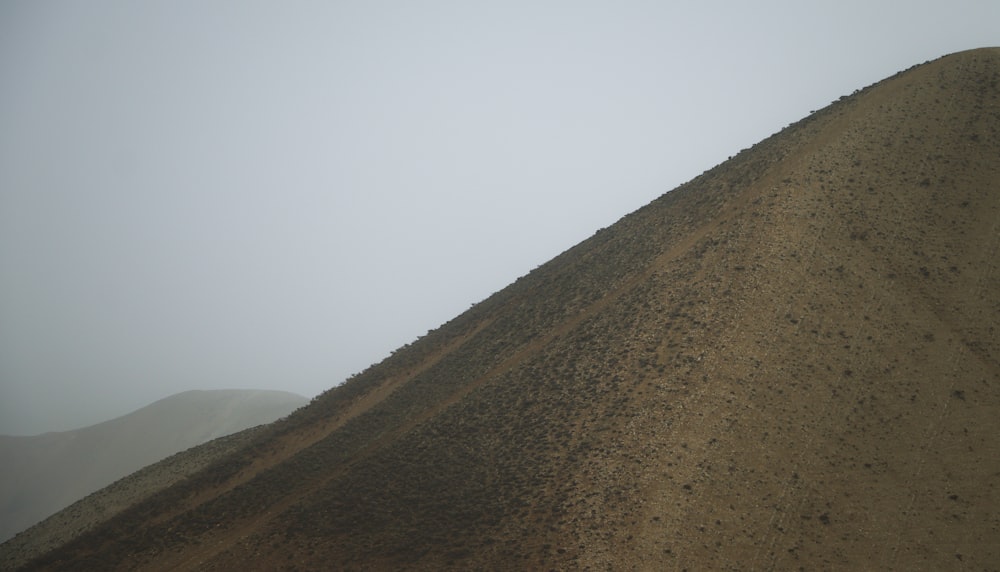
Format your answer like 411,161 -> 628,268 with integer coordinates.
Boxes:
0,390 -> 306,548
22,48 -> 1000,571
0,426 -> 267,571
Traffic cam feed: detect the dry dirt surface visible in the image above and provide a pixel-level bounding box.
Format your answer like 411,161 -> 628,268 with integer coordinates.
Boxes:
16,47 -> 1000,571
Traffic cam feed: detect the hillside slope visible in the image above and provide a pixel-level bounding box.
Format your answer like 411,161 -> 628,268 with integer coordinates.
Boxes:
0,425 -> 267,571
0,390 -> 306,546
22,48 -> 1000,571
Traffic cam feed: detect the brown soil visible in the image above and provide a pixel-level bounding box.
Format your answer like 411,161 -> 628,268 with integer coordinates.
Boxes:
14,47 -> 1000,571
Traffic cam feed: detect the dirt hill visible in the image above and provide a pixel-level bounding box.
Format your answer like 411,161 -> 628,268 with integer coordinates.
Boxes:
0,425 -> 267,571
0,390 -> 306,549
15,47 -> 1000,571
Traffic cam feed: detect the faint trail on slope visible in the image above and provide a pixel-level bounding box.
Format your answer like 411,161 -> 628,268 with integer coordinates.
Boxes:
140,316 -> 499,571
881,189 -> 1000,568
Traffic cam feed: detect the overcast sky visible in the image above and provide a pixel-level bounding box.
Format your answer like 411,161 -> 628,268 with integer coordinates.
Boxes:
1,1 -> 997,435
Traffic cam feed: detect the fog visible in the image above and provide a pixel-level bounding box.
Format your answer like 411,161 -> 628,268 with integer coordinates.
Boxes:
1,1 -> 996,435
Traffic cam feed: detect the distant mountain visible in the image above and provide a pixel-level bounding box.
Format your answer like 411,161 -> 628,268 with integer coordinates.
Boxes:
14,48 -> 1000,570
0,390 -> 306,544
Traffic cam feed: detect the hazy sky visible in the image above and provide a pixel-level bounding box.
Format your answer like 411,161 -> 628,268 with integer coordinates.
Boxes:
1,1 -> 997,435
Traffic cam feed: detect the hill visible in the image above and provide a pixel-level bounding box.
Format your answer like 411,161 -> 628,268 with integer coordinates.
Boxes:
16,47 -> 1000,571
0,425 -> 268,571
0,390 -> 306,547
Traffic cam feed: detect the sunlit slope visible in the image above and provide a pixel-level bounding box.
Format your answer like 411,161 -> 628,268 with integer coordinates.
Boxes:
24,47 -> 1000,571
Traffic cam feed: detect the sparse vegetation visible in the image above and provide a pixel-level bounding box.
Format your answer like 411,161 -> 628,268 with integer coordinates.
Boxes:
14,48 -> 1000,572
